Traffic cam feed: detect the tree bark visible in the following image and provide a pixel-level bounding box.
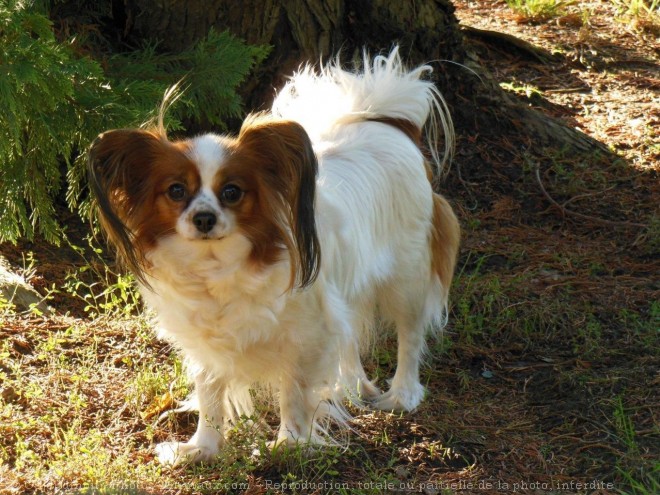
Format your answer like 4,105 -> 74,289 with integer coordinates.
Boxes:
119,0 -> 605,154
123,0 -> 462,105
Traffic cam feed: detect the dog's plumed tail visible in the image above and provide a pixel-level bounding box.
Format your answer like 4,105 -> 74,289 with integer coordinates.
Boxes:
272,46 -> 454,175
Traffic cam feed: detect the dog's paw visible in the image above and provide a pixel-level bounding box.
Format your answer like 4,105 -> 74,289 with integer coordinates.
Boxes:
357,377 -> 382,402
155,441 -> 218,466
371,382 -> 425,412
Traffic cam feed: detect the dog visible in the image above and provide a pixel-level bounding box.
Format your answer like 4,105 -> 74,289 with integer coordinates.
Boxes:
88,47 -> 460,466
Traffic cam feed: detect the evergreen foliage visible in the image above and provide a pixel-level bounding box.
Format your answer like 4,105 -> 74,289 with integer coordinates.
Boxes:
0,1 -> 269,244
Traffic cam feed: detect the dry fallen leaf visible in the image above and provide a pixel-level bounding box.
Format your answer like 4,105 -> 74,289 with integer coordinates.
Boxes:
140,391 -> 174,421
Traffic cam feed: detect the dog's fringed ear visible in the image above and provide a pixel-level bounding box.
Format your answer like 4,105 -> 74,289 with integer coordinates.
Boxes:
87,129 -> 164,284
238,115 -> 321,289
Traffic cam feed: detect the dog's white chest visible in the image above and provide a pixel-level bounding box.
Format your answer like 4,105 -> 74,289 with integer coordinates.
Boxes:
141,235 -> 291,378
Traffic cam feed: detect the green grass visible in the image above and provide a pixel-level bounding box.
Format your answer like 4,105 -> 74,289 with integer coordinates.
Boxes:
614,0 -> 660,17
612,0 -> 660,34
613,395 -> 660,495
2,227 -> 658,494
58,237 -> 142,319
505,0 -> 572,22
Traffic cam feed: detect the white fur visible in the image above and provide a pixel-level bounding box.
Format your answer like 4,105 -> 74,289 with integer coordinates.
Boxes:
273,47 -> 454,173
175,135 -> 235,240
145,47 -> 454,465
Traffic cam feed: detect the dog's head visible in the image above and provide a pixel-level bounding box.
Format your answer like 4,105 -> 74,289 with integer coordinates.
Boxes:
88,114 -> 320,289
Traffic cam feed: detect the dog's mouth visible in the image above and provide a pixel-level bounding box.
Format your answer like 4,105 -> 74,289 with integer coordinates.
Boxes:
193,233 -> 225,241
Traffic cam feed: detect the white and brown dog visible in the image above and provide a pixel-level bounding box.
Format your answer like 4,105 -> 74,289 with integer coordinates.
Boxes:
88,47 -> 460,465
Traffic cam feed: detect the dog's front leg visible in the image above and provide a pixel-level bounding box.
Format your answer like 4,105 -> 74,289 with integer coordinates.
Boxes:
273,374 -> 318,448
156,372 -> 225,466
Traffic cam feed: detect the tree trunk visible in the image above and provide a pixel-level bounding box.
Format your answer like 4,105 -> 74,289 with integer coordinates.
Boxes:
119,0 -> 605,153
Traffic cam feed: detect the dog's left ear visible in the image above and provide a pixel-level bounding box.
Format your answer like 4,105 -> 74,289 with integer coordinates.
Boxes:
238,115 -> 320,289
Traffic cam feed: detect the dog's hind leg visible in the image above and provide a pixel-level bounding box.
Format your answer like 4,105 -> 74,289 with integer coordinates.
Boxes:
372,192 -> 459,413
371,299 -> 428,412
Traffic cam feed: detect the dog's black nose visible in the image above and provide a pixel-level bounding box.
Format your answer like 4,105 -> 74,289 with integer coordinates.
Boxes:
192,212 -> 217,234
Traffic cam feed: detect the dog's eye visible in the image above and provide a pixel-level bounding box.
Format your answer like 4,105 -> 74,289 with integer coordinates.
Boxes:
167,183 -> 187,202
220,184 -> 243,205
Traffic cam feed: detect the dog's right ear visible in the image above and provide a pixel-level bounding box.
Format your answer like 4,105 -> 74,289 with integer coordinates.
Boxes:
87,129 -> 164,282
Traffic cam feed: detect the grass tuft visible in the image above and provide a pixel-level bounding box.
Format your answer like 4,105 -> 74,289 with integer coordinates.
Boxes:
505,0 -> 572,23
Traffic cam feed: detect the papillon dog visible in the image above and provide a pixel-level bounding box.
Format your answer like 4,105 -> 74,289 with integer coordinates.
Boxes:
88,47 -> 460,466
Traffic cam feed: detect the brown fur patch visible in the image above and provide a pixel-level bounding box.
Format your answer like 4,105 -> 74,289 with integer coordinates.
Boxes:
423,160 -> 434,183
430,193 -> 461,299
365,117 -> 422,146
219,115 -> 321,288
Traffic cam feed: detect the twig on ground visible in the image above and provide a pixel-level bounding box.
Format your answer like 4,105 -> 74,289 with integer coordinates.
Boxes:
533,162 -> 648,229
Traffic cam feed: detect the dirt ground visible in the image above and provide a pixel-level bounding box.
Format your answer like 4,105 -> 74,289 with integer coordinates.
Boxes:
1,1 -> 658,494
426,0 -> 659,491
